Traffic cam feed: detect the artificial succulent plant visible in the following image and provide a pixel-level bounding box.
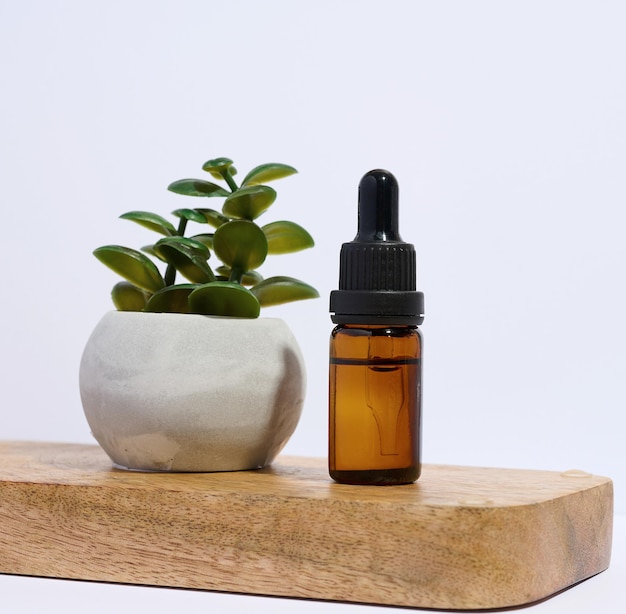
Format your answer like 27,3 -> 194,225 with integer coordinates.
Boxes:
94,157 -> 318,318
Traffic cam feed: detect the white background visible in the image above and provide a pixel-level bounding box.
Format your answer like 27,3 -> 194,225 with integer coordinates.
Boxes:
1,1 -> 625,612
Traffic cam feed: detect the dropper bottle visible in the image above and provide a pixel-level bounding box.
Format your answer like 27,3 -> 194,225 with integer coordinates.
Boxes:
329,170 -> 424,485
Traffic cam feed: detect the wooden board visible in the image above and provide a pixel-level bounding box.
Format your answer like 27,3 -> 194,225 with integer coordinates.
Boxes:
0,441 -> 613,610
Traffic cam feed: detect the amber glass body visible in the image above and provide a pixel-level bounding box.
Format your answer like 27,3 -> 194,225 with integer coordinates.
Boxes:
329,324 -> 422,485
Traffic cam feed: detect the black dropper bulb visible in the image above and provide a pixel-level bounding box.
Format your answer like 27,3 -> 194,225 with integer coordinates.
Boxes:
330,169 -> 424,325
356,169 -> 401,242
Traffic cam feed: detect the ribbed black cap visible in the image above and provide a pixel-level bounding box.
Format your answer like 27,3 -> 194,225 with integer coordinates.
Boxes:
330,170 -> 424,325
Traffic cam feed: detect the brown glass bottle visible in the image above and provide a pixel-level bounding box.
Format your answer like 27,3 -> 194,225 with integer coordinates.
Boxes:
329,169 -> 424,485
329,324 -> 422,484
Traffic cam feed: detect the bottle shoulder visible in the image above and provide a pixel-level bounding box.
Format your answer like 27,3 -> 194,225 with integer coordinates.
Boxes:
331,324 -> 421,338
330,324 -> 422,360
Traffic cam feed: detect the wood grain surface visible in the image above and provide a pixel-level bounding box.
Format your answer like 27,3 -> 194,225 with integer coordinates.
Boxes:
0,441 -> 613,610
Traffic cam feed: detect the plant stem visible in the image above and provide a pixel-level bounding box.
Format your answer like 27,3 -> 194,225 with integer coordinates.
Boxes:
164,217 -> 188,286
222,169 -> 238,193
176,216 -> 188,237
229,266 -> 244,285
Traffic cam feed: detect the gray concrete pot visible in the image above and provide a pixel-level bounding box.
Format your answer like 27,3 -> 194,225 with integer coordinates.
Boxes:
79,311 -> 306,472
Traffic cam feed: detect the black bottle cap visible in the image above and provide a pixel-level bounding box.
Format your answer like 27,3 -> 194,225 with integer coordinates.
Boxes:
330,170 -> 424,325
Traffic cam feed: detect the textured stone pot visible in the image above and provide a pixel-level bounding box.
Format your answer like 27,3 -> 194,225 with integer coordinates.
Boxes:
79,311 -> 306,472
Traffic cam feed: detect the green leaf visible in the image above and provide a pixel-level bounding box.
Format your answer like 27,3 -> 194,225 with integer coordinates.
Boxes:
189,282 -> 260,318
141,244 -> 164,260
167,179 -> 229,198
144,284 -> 197,313
111,281 -> 149,311
213,220 -> 268,273
251,276 -> 319,307
202,157 -> 235,180
172,208 -> 208,224
171,236 -> 212,252
153,237 -> 215,284
189,233 -> 214,250
194,208 -> 230,228
94,245 -> 166,293
222,185 -> 276,220
119,211 -> 176,236
241,163 -> 298,186
215,266 -> 263,286
262,221 -> 315,254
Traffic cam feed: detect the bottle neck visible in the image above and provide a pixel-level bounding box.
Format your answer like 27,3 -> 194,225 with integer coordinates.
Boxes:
334,323 -> 418,332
